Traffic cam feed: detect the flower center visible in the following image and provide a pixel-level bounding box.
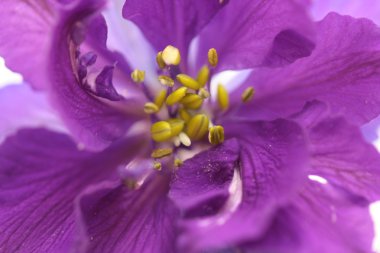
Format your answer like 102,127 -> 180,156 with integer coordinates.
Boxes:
131,45 -> 254,169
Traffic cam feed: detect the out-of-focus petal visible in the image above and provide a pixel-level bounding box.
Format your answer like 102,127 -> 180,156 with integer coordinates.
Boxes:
0,128 -> 145,253
122,0 -> 228,65
0,84 -> 66,143
75,173 -> 178,253
233,13 -> 380,125
195,0 -> 315,72
176,119 -> 309,252
243,180 -> 374,253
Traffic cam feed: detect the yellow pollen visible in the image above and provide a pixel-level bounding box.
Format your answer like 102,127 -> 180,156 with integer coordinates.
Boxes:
179,108 -> 191,122
153,161 -> 162,170
158,75 -> 174,87
176,74 -> 201,90
144,102 -> 159,114
179,132 -> 191,146
208,48 -> 218,67
167,118 -> 185,137
208,125 -> 225,145
156,51 -> 166,69
180,94 -> 203,110
198,88 -> 210,99
197,65 -> 210,87
151,148 -> 173,158
166,87 -> 188,106
217,84 -> 229,111
162,45 -> 181,66
241,87 -> 255,102
151,121 -> 172,142
131,69 -> 145,83
154,90 -> 167,109
174,158 -> 183,167
185,114 -> 210,140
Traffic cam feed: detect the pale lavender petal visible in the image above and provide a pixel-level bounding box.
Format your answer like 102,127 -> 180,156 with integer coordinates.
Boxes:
233,13 -> 380,124
76,173 -> 178,253
0,129 -> 144,253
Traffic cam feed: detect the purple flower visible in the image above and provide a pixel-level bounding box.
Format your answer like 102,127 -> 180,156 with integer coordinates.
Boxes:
1,0 -> 380,253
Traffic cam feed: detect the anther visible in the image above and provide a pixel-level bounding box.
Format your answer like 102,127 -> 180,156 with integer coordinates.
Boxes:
154,90 -> 167,109
217,84 -> 229,110
144,102 -> 159,114
208,125 -> 225,145
153,161 -> 162,170
167,118 -> 185,137
151,121 -> 172,142
156,51 -> 166,69
176,74 -> 201,90
179,132 -> 191,147
197,65 -> 210,87
185,114 -> 210,140
241,87 -> 255,103
151,148 -> 173,158
179,108 -> 191,122
162,45 -> 181,66
208,48 -> 218,67
174,158 -> 183,167
158,75 -> 174,87
198,88 -> 210,99
166,87 -> 188,106
131,69 -> 145,83
180,94 -> 203,110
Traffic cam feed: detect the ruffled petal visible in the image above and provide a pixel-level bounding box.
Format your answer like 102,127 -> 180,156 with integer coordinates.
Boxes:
176,119 -> 309,252
195,0 -> 315,71
122,0 -> 227,63
169,139 -> 239,217
75,173 -> 178,253
233,13 -> 380,124
0,128 -> 144,253
243,180 -> 374,253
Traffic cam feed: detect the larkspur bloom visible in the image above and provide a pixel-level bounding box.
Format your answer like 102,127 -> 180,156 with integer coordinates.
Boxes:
1,0 -> 380,253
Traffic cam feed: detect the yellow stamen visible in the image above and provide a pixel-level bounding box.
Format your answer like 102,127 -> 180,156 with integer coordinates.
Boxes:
241,87 -> 255,103
180,94 -> 203,110
198,88 -> 210,99
158,75 -> 174,87
144,102 -> 159,114
179,132 -> 191,146
174,158 -> 183,167
208,125 -> 225,145
179,108 -> 191,122
156,51 -> 166,69
131,69 -> 145,83
208,48 -> 218,67
153,161 -> 162,170
151,121 -> 172,142
167,118 -> 185,137
154,90 -> 167,109
197,65 -> 210,87
162,45 -> 181,66
176,74 -> 201,90
217,84 -> 229,111
151,148 -> 173,158
185,114 -> 210,140
166,87 -> 188,106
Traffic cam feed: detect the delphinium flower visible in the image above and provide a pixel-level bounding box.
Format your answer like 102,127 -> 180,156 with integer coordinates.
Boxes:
1,0 -> 380,253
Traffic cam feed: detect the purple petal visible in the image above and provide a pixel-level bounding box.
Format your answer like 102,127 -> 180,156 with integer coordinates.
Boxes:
177,119 -> 309,252
243,180 -> 374,253
122,0 -> 227,64
195,0 -> 315,71
234,13 -> 380,124
0,128 -> 144,252
169,139 -> 239,217
76,173 -> 178,253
